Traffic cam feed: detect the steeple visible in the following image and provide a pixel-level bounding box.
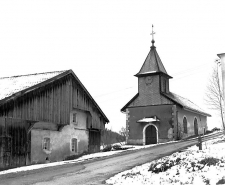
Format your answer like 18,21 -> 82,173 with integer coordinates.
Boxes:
135,25 -> 172,78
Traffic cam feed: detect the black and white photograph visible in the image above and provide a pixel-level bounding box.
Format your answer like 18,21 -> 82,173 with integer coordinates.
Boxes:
0,1 -> 225,184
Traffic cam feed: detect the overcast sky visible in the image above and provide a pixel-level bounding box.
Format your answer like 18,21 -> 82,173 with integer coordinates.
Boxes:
0,0 -> 225,132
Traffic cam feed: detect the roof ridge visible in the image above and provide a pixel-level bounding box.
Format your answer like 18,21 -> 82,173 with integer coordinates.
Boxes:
0,70 -> 69,80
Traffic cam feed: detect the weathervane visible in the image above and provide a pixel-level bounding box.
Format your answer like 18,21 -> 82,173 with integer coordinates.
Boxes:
150,24 -> 155,46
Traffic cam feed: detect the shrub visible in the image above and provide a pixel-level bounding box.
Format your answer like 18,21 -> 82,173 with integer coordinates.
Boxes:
149,158 -> 181,173
217,177 -> 225,184
102,145 -> 112,152
64,151 -> 89,161
206,130 -> 213,134
211,127 -> 221,132
112,144 -> 122,150
199,157 -> 220,166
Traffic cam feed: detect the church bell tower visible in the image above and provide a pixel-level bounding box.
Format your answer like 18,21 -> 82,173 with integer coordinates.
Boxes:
134,25 -> 172,97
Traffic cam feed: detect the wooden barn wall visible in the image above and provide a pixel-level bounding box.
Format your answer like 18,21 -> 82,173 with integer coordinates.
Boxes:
0,117 -> 32,170
0,75 -> 106,129
71,79 -> 105,130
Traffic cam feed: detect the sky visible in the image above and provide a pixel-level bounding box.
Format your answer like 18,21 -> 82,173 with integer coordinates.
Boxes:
0,0 -> 225,132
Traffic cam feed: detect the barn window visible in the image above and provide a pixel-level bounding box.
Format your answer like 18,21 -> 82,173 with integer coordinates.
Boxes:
43,138 -> 50,151
183,117 -> 188,134
71,138 -> 78,153
71,112 -> 78,125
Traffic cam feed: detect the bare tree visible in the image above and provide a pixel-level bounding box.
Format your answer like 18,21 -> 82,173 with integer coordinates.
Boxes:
119,126 -> 126,138
205,65 -> 225,130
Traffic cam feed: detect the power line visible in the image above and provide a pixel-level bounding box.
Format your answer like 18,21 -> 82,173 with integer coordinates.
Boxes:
173,65 -> 210,81
94,86 -> 135,98
171,62 -> 210,76
94,63 -> 212,100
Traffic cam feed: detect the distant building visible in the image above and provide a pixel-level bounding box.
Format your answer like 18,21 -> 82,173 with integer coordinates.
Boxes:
121,35 -> 210,145
0,70 -> 108,170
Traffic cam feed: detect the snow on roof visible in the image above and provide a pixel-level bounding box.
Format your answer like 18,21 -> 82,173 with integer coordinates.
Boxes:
137,71 -> 157,75
137,117 -> 160,123
0,70 -> 67,101
163,92 -> 211,117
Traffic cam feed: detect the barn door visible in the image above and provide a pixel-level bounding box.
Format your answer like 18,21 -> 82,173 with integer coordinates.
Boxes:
0,135 -> 12,170
0,117 -> 33,170
194,118 -> 198,136
145,125 -> 157,145
89,129 -> 101,153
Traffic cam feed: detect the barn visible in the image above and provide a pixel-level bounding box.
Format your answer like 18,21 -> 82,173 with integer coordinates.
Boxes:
0,70 -> 109,170
121,37 -> 210,145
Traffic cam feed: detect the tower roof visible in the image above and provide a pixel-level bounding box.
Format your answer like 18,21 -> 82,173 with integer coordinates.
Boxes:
135,25 -> 172,78
135,45 -> 172,78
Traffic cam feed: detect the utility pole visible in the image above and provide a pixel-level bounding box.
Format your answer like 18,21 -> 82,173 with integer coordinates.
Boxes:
217,53 -> 225,132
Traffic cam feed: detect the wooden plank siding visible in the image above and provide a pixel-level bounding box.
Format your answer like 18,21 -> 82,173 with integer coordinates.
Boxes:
0,117 -> 33,171
0,74 -> 106,129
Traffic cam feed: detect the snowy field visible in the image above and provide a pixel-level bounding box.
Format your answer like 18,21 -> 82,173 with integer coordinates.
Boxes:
106,135 -> 225,185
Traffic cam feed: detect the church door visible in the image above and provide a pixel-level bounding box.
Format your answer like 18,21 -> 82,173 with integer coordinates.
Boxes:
145,125 -> 157,145
194,118 -> 198,136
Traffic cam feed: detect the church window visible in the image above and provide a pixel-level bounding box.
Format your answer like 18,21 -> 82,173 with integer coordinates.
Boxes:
183,117 -> 188,134
194,118 -> 198,135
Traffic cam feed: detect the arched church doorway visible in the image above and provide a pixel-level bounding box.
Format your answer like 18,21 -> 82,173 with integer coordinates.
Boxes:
145,125 -> 157,144
194,118 -> 198,135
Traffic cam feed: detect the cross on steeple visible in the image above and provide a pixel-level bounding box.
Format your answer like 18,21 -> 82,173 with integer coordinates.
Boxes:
150,24 -> 155,46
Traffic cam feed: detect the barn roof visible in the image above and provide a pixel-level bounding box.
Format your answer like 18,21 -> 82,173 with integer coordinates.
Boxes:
0,70 -> 66,100
0,70 -> 109,122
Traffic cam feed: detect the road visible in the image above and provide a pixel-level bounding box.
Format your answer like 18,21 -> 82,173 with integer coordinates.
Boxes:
0,132 -> 222,185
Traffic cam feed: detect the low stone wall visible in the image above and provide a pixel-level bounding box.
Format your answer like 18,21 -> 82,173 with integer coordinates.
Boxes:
127,139 -> 143,145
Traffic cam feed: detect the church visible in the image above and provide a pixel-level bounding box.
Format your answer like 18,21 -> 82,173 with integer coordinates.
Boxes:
121,27 -> 211,145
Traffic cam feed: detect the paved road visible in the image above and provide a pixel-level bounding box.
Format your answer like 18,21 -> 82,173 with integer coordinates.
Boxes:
0,132 -> 222,185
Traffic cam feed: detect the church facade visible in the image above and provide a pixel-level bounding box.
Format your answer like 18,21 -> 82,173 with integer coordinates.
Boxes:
121,35 -> 210,145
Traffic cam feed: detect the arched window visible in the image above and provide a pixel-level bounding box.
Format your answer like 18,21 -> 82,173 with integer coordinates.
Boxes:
194,118 -> 198,135
183,117 -> 188,134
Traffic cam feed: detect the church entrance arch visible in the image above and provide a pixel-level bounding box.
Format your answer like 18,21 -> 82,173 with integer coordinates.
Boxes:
194,118 -> 198,135
143,123 -> 158,145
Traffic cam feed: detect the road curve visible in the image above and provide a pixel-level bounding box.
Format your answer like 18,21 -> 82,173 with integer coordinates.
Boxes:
0,132 -> 222,185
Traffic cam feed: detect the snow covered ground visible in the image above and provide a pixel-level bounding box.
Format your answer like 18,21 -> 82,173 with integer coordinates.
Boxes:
0,139 -> 179,176
106,135 -> 225,185
0,132 -> 221,177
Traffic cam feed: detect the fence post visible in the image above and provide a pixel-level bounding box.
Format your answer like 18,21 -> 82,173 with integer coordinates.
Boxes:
198,135 -> 202,150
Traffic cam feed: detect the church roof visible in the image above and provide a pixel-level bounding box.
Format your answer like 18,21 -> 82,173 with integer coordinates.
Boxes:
135,45 -> 172,78
121,91 -> 210,117
0,70 -> 109,122
162,92 -> 211,117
